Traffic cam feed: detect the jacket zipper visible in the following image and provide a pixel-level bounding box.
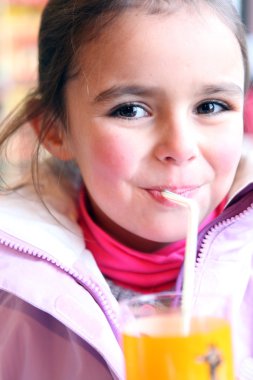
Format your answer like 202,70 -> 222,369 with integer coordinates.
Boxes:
196,202 -> 253,268
176,186 -> 253,291
197,187 -> 253,256
0,231 -> 120,340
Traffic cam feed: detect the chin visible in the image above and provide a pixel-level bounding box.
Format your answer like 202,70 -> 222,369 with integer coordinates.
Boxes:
140,230 -> 188,245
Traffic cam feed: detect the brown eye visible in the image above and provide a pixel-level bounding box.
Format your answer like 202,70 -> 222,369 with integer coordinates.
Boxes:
110,104 -> 149,119
196,101 -> 228,114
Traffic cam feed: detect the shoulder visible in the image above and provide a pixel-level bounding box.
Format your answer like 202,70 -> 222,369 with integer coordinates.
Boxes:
0,290 -> 116,380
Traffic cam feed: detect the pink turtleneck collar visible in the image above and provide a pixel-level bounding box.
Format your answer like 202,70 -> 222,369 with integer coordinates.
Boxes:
78,190 -> 226,293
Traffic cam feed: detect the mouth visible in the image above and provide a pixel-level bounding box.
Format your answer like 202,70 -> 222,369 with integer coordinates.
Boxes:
145,186 -> 201,207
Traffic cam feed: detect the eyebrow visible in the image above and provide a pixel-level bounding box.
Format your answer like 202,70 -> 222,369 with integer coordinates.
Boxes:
197,83 -> 244,97
93,85 -> 160,103
93,82 -> 244,104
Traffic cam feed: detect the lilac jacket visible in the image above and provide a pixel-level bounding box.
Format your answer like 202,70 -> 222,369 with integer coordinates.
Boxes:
0,181 -> 253,380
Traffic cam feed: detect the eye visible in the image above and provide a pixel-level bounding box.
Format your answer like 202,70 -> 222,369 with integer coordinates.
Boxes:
196,101 -> 229,115
110,103 -> 149,119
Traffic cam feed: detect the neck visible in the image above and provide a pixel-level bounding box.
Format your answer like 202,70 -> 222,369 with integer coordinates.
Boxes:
87,195 -> 168,253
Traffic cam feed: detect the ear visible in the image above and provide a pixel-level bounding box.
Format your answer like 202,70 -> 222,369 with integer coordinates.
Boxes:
31,117 -> 74,161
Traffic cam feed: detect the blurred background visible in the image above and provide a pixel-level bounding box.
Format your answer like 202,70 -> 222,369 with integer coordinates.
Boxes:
0,0 -> 46,120
0,0 -> 252,121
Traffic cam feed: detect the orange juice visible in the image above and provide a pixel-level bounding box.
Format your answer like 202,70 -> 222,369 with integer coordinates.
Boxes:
122,313 -> 234,380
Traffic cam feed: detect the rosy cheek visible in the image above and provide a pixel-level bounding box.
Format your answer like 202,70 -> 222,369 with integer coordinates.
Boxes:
88,134 -> 137,179
210,137 -> 242,175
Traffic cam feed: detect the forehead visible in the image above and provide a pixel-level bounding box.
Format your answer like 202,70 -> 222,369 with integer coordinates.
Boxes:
75,4 -> 244,91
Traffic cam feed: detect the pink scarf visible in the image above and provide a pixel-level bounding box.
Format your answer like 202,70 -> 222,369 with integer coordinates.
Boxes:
78,190 -> 225,293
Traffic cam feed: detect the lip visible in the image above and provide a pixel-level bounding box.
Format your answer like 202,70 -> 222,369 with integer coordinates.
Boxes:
146,186 -> 200,207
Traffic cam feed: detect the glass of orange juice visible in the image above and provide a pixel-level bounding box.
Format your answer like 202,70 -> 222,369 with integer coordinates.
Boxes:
119,291 -> 235,380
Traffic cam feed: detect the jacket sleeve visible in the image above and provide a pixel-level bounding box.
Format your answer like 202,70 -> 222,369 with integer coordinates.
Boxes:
0,290 -> 115,380
239,358 -> 253,380
237,262 -> 253,380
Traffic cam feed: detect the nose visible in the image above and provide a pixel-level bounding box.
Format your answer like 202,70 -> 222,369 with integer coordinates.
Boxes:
154,114 -> 198,165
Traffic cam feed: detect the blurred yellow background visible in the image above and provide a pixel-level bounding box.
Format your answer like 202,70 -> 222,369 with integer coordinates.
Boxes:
0,0 -> 46,119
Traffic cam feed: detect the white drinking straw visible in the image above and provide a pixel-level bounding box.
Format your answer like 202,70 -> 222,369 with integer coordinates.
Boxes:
161,190 -> 199,334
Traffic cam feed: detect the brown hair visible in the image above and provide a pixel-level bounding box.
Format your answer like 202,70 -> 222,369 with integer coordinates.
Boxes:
0,0 -> 249,190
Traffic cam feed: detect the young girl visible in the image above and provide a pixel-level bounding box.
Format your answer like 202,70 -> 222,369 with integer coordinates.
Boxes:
0,0 -> 252,379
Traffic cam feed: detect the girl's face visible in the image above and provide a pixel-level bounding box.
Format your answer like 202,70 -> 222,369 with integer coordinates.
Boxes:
61,5 -> 244,251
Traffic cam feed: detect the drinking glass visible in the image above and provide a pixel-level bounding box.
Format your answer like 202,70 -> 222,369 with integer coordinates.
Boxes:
119,291 -> 234,380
